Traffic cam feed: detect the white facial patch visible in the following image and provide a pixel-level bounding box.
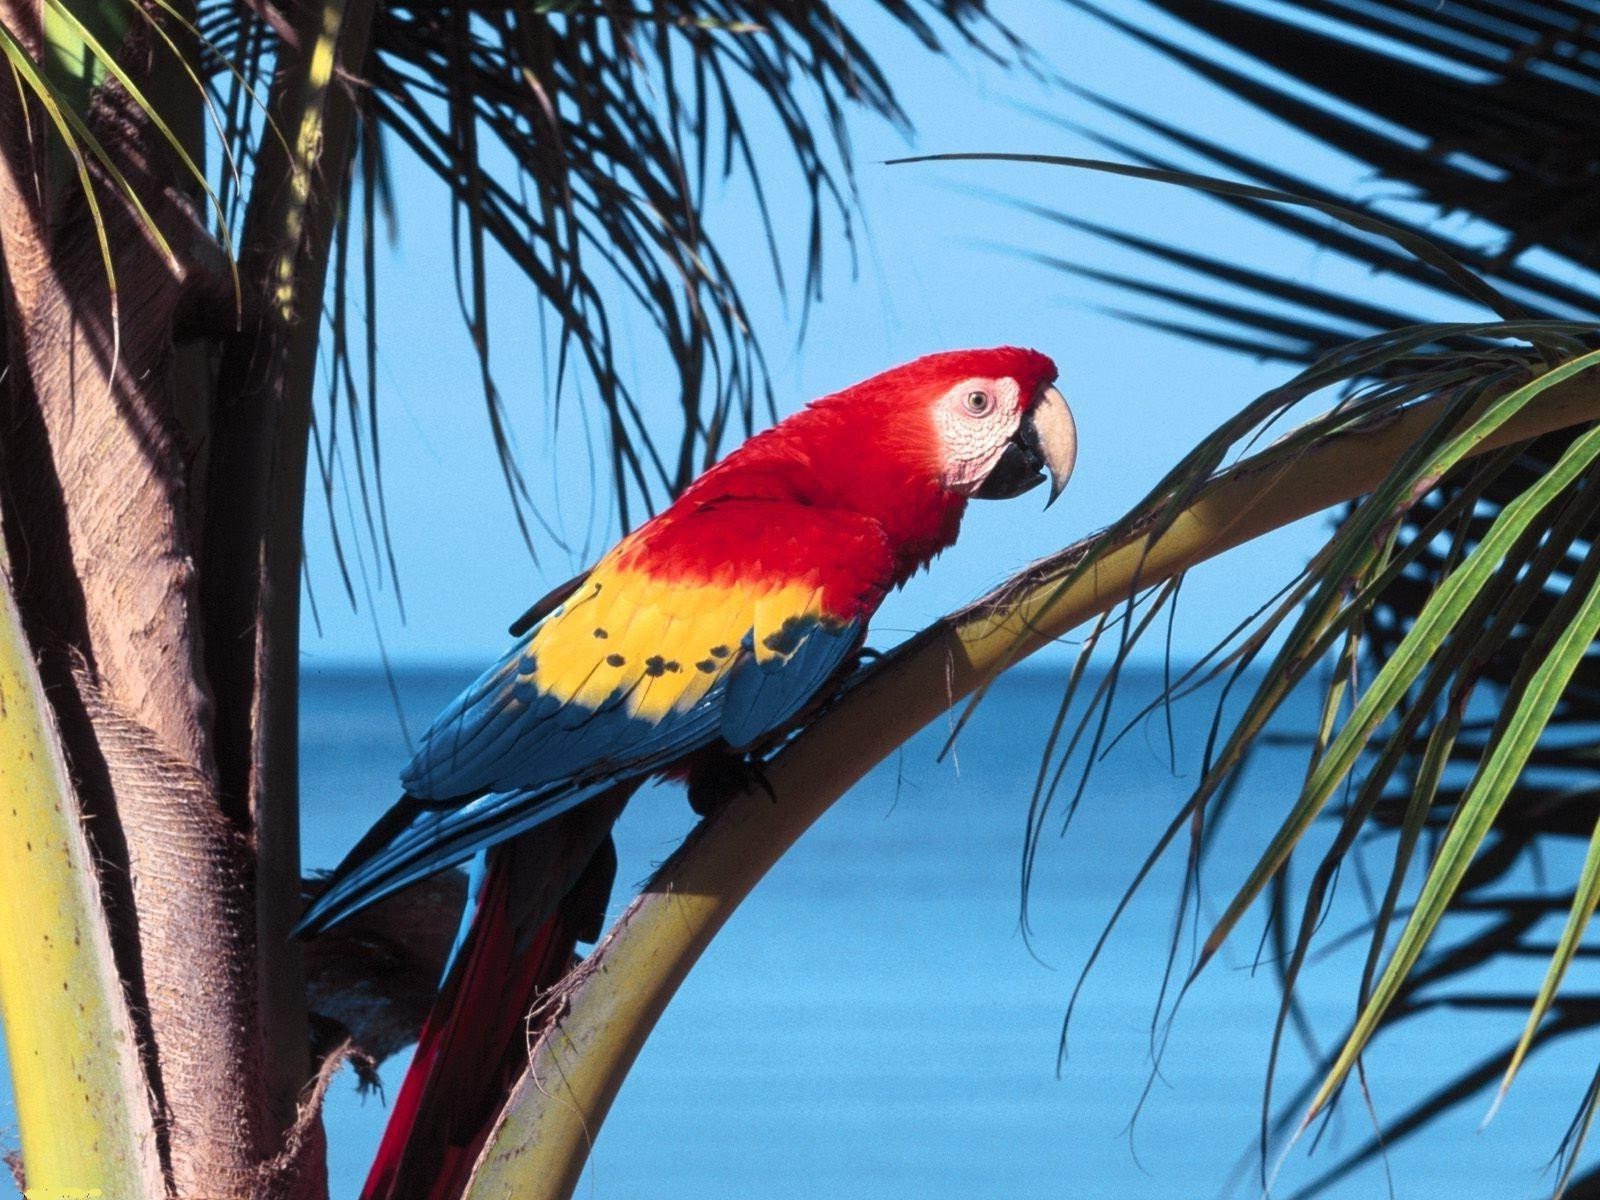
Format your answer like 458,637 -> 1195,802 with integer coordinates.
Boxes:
934,376 -> 1024,493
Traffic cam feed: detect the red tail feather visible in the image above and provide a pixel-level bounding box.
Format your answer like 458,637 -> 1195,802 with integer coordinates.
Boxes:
360,853 -> 576,1200
359,793 -> 627,1200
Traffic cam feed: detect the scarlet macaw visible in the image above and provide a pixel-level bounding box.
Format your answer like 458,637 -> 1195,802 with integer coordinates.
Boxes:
296,346 -> 1077,1200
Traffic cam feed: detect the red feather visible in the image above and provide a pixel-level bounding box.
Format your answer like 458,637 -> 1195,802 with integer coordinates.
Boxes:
673,345 -> 1057,578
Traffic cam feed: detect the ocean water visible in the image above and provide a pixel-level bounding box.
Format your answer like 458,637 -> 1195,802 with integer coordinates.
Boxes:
4,663 -> 1597,1198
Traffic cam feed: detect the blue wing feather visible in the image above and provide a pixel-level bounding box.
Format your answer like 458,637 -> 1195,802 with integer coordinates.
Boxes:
303,502 -> 892,937
297,683 -> 735,937
296,777 -> 619,936
720,618 -> 862,751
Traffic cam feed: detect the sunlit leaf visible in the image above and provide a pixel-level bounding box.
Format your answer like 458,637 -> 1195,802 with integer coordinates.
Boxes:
1490,811 -> 1600,1116
1310,450 -> 1600,1117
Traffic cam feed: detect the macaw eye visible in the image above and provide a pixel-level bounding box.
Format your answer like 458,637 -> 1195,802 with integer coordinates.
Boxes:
963,390 -> 993,416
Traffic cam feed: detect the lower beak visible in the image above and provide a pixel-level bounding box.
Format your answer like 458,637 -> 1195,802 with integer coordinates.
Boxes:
973,384 -> 1079,507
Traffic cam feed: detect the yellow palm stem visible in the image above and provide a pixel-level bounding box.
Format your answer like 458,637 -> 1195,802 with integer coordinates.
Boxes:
0,565 -> 163,1199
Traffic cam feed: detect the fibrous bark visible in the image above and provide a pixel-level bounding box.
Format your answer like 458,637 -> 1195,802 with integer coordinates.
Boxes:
0,2 -> 369,1194
303,869 -> 467,1068
0,10 -> 276,1193
203,0 -> 376,1139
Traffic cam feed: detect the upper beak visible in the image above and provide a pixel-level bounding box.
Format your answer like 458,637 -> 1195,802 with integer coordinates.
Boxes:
973,384 -> 1079,507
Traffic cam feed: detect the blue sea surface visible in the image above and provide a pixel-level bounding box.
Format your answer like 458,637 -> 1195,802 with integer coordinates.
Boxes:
4,663 -> 1596,1198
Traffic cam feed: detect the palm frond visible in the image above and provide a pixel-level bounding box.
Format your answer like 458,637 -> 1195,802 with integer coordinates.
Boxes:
191,0 -> 1025,591
964,5 -> 1600,1187
908,142 -> 1600,1190
1051,0 -> 1600,339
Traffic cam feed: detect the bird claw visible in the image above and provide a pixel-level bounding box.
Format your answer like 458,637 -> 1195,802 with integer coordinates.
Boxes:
748,759 -> 779,804
687,753 -> 778,816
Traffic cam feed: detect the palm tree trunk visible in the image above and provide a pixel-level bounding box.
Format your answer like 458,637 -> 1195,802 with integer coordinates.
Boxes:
0,1 -> 370,1193
0,6 -> 272,1191
202,0 -> 376,1145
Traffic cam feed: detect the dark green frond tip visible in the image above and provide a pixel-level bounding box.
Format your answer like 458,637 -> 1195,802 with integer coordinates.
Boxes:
973,151 -> 1600,1177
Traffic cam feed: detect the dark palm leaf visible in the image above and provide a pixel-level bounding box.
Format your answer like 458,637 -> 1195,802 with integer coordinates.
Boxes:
1006,2 -> 1600,1192
193,0 -> 1024,577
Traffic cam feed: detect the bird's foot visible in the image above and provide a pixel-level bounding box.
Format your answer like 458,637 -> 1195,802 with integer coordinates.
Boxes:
687,752 -> 778,817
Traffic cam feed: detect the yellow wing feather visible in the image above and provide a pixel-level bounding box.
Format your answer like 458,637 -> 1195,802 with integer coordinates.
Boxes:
523,556 -> 822,724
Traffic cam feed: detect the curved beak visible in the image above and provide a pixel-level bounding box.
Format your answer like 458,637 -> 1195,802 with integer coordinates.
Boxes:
974,384 -> 1079,507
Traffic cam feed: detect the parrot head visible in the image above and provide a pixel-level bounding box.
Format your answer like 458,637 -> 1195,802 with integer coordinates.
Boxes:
810,345 -> 1077,511
680,345 -> 1077,581
901,345 -> 1077,507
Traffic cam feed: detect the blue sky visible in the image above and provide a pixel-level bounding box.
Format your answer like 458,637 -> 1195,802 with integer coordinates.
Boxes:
298,0 -> 1490,669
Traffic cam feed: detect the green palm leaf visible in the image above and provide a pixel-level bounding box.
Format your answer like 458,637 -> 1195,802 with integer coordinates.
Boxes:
1309,416 -> 1600,1117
